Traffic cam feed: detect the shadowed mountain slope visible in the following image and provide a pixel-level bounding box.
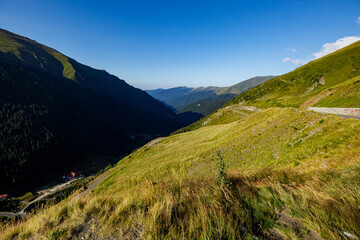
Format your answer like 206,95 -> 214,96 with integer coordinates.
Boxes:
0,28 -> 182,193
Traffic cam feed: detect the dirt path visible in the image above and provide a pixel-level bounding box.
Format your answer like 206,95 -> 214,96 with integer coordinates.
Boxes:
76,171 -> 116,198
225,107 -> 249,116
0,179 -> 77,218
300,89 -> 335,109
148,137 -> 164,147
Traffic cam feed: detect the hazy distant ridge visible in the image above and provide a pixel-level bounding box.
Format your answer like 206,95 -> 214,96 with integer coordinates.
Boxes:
146,76 -> 274,115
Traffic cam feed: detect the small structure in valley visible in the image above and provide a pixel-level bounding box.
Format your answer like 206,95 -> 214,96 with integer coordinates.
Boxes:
0,194 -> 8,199
61,171 -> 83,181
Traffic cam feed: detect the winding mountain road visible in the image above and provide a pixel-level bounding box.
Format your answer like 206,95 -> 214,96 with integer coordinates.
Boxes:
227,105 -> 360,120
2,137 -> 167,217
307,107 -> 360,120
0,179 -> 77,218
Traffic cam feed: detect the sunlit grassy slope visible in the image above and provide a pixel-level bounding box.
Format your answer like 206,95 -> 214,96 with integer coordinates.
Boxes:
227,40 -> 360,108
314,76 -> 360,107
173,105 -> 249,134
2,106 -> 360,239
0,29 -> 75,80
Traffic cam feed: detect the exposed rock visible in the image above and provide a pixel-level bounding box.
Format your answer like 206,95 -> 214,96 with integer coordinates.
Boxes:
276,212 -> 322,240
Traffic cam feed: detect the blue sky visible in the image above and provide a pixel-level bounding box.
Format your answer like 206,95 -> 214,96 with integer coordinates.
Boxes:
0,0 -> 359,89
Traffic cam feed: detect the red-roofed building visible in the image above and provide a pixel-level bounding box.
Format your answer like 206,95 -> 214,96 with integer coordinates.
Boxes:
62,171 -> 83,181
0,194 -> 8,199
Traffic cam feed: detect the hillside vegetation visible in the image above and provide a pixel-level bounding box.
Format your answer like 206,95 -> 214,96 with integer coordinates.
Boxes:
0,29 -> 182,193
227,41 -> 360,108
2,106 -> 360,239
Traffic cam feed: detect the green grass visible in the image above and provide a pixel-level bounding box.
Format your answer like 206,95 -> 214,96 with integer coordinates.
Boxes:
0,31 -> 23,56
2,108 -> 360,239
173,105 -> 248,134
0,29 -> 76,81
15,192 -> 38,202
0,199 -> 22,213
47,50 -> 76,80
315,76 -> 360,107
227,40 -> 360,108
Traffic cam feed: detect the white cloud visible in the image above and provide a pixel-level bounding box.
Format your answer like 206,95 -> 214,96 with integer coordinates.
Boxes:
282,57 -> 290,63
282,57 -> 308,66
357,17 -> 360,24
291,59 -> 309,66
282,36 -> 360,66
287,47 -> 297,53
312,36 -> 360,59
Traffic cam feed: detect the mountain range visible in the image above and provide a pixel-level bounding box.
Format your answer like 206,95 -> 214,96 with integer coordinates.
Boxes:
146,75 -> 274,116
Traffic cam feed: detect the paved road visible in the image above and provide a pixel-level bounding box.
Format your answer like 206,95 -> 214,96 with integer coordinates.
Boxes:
336,114 -> 360,120
0,212 -> 18,218
308,110 -> 360,120
228,105 -> 360,121
0,179 -> 77,218
307,107 -> 360,120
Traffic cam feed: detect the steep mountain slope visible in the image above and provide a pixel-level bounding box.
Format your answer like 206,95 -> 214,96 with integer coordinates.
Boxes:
0,29 -> 182,193
227,40 -> 360,108
146,76 -> 274,114
2,106 -> 360,239
0,29 -> 179,119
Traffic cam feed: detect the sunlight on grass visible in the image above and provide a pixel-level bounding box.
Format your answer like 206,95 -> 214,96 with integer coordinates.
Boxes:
1,108 -> 360,239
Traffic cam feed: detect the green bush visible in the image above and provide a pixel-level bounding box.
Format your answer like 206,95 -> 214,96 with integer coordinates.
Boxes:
215,151 -> 230,188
